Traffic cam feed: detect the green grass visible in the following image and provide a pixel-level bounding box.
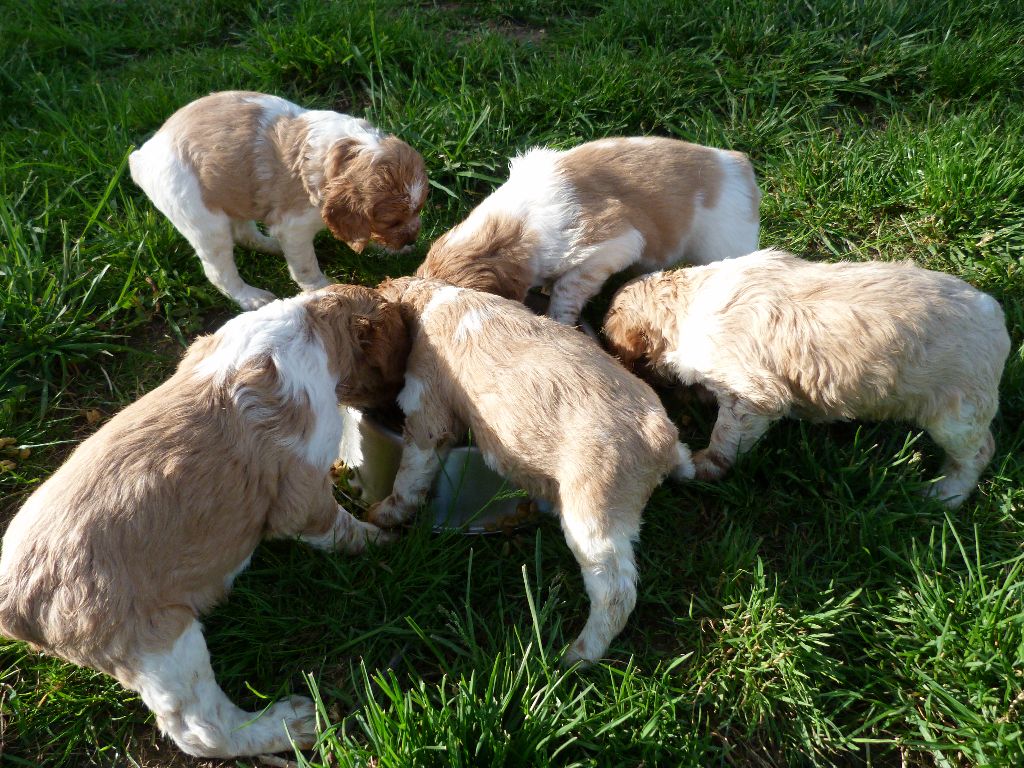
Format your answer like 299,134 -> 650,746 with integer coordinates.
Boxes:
1,0 -> 1023,764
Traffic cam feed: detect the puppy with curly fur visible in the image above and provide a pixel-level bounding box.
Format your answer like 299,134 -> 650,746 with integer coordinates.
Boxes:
603,249 -> 1011,507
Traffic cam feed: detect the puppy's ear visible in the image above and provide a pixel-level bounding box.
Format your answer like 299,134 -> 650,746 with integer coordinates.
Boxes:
322,139 -> 372,253
347,299 -> 412,404
603,310 -> 649,370
365,300 -> 412,389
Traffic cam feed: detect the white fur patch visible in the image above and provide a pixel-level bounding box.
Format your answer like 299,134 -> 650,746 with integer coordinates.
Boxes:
453,307 -> 494,342
442,147 -> 575,284
132,620 -> 314,756
336,406 -> 365,469
665,257 -> 769,383
223,555 -> 253,590
678,149 -> 760,265
567,228 -> 646,273
422,285 -> 464,322
243,93 -> 303,129
672,442 -> 696,481
302,111 -> 381,153
408,177 -> 426,210
194,293 -> 343,469
397,375 -> 426,415
393,443 -> 439,500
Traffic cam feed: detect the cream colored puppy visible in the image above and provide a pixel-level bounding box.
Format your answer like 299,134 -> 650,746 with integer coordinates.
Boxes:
416,136 -> 761,324
371,277 -> 695,664
603,249 -> 1011,508
131,91 -> 428,309
0,285 -> 409,758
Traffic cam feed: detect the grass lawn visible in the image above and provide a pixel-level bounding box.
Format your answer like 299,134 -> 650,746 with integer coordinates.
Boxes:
2,0 -> 1023,765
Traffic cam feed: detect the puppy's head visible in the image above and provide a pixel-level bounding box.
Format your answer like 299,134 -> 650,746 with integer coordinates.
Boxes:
603,280 -> 659,373
305,284 -> 411,409
415,215 -> 532,301
320,136 -> 428,254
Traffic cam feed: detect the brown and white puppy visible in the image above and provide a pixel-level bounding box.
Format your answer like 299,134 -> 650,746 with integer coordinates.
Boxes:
0,285 -> 410,758
416,136 -> 761,324
370,277 -> 695,664
130,91 -> 429,309
603,249 -> 1012,507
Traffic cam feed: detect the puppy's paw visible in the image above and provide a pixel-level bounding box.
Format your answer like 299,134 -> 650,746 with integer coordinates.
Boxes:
692,449 -> 730,481
267,695 -> 317,750
561,637 -> 597,669
299,276 -> 332,292
362,519 -> 399,547
236,287 -> 278,311
923,478 -> 968,509
367,494 -> 413,528
670,442 -> 696,482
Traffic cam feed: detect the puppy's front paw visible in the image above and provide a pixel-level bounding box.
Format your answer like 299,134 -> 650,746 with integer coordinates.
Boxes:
367,494 -> 413,528
236,287 -> 278,311
692,449 -> 730,481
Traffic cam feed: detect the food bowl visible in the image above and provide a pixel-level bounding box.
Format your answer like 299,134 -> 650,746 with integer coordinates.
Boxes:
335,293 -> 598,534
340,407 -> 546,534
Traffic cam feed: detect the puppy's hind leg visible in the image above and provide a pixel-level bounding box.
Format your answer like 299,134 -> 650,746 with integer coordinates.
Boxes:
166,191 -> 276,310
232,220 -> 283,256
548,229 -> 645,324
924,404 -> 997,508
126,618 -> 316,758
558,486 -> 641,665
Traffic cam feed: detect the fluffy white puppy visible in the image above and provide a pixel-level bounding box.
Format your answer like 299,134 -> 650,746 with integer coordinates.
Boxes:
603,249 -> 1011,507
416,136 -> 761,324
371,277 -> 695,664
0,285 -> 409,758
130,91 -> 428,309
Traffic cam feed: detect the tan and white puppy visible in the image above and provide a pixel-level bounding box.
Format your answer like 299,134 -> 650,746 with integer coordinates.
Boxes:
603,249 -> 1011,508
370,277 -> 695,664
0,285 -> 409,758
416,136 -> 761,324
130,91 -> 429,309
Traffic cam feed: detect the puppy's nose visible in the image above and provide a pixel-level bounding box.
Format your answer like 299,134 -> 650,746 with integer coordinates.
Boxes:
405,219 -> 421,243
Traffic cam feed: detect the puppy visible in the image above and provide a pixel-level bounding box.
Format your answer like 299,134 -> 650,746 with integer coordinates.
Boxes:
130,91 -> 428,309
0,285 -> 409,758
370,277 -> 695,664
416,136 -> 761,324
603,249 -> 1011,507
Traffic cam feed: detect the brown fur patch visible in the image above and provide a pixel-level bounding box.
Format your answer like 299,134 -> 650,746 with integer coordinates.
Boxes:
167,91 -> 313,222
303,284 -> 412,408
416,213 -> 536,300
559,137 -> 726,253
0,342 -> 338,676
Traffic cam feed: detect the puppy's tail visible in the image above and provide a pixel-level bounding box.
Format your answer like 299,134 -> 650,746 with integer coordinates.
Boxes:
671,441 -> 696,482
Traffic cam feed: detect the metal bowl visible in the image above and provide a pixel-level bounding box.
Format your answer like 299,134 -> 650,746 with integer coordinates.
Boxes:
335,293 -> 597,534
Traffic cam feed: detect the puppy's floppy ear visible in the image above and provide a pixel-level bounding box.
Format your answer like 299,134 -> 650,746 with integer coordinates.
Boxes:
322,139 -> 372,253
348,299 -> 412,398
603,309 -> 649,370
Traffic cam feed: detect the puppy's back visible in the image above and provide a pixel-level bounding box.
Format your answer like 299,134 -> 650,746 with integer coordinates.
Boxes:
130,91 -> 310,222
677,250 -> 1010,420
414,287 -> 680,491
0,340 -> 285,669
